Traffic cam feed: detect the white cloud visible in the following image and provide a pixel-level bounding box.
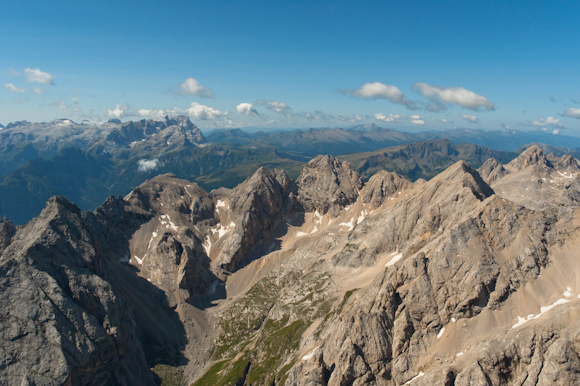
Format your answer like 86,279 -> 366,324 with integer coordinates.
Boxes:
409,115 -> 421,120
24,68 -> 54,85
411,119 -> 425,125
564,108 -> 580,119
50,100 -> 68,110
256,99 -> 291,114
374,113 -> 401,122
440,119 -> 447,123
301,111 -> 334,121
459,114 -> 478,123
236,102 -> 258,115
345,82 -> 417,110
4,83 -> 25,93
413,83 -> 495,111
340,114 -> 368,122
531,116 -> 562,127
107,104 -> 132,119
553,129 -> 560,135
138,158 -> 159,172
32,87 -> 45,95
178,77 -> 212,97
185,102 -> 228,120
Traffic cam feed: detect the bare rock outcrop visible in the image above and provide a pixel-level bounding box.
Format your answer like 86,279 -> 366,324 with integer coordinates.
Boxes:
478,157 -> 509,184
292,155 -> 363,216
507,145 -> 550,171
214,167 -> 289,272
361,170 -> 413,209
0,196 -> 154,386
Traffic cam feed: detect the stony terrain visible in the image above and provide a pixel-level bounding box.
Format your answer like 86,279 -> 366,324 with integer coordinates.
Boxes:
2,145 -> 580,385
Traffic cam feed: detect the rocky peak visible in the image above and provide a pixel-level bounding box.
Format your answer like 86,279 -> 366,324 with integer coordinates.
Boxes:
478,157 -> 509,184
508,144 -> 550,171
0,217 -> 15,255
292,154 -> 363,216
435,160 -> 494,201
214,167 -> 288,272
361,170 -> 412,209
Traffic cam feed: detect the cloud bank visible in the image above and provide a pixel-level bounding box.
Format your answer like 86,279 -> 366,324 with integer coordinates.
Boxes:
138,158 -> 159,172
374,113 -> 401,122
413,83 -> 495,111
343,82 -> 418,110
531,116 -> 562,127
24,68 -> 54,85
4,83 -> 25,93
459,114 -> 479,123
179,77 -> 213,98
256,99 -> 291,114
236,103 -> 258,115
564,108 -> 580,119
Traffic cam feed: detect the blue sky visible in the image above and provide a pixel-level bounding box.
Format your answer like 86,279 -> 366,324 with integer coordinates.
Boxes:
1,0 -> 580,134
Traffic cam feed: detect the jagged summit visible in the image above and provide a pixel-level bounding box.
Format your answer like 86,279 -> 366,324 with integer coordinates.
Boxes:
105,115 -> 206,149
292,154 -> 363,216
507,144 -> 549,171
478,157 -> 509,184
361,170 -> 412,209
430,160 -> 494,201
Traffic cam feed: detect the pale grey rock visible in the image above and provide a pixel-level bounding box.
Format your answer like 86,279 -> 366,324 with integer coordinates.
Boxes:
214,167 -> 288,272
478,158 -> 509,184
361,170 -> 412,209
293,155 -> 363,216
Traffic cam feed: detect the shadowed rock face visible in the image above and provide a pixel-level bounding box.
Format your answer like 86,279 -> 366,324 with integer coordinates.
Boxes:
292,155 -> 363,216
0,196 -> 154,386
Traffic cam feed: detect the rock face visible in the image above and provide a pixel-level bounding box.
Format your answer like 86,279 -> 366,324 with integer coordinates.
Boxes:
104,115 -> 207,151
292,155 -> 363,216
0,196 -> 154,386
5,152 -> 580,386
507,144 -> 549,171
214,167 -> 289,273
361,170 -> 413,209
478,157 -> 509,184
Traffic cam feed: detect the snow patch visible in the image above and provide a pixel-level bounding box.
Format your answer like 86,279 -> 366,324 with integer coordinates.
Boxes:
147,232 -> 158,250
302,347 -> 318,361
339,217 -> 355,231
203,236 -> 212,256
437,327 -> 445,339
216,199 -> 226,208
356,210 -> 368,224
134,255 -> 144,265
385,252 -> 403,267
564,287 -> 572,297
403,371 -> 425,384
211,221 -> 236,238
310,226 -> 318,234
456,352 -> 464,357
314,210 -> 323,224
512,298 -> 570,328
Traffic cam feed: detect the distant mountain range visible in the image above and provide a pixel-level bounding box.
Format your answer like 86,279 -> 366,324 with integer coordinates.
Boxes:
1,116 -> 580,224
